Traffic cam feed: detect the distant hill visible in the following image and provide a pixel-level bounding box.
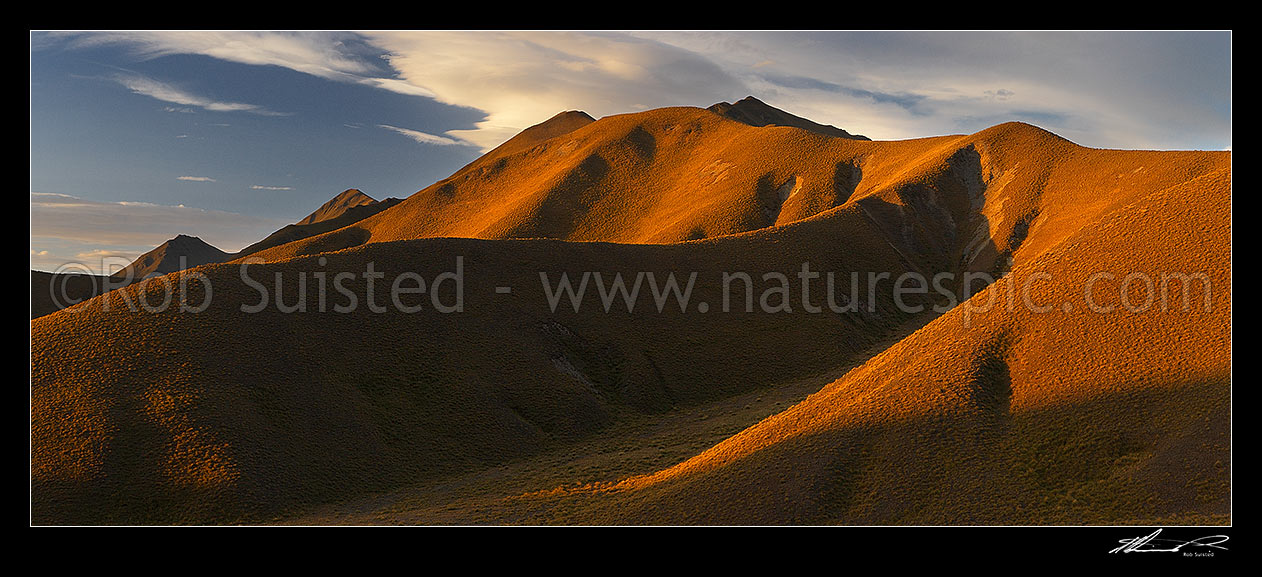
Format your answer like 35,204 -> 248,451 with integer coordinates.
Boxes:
708,96 -> 870,140
30,190 -> 403,319
109,234 -> 230,281
296,188 -> 380,226
237,191 -> 401,258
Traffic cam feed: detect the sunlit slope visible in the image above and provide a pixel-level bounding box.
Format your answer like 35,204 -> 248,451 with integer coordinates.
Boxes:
32,203 -> 929,524
243,105 -> 927,262
244,108 -> 1228,287
551,168 -> 1231,525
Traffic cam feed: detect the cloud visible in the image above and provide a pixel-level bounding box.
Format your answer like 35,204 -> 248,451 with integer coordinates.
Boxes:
251,185 -> 294,191
49,31 -> 1231,151
378,124 -> 468,147
31,192 -> 292,273
74,248 -> 141,261
364,31 -> 749,151
114,73 -> 288,116
638,31 -> 1231,149
177,176 -> 216,182
59,31 -> 432,99
759,73 -> 928,113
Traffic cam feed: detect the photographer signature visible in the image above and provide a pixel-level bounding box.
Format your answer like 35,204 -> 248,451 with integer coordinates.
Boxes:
1110,529 -> 1229,554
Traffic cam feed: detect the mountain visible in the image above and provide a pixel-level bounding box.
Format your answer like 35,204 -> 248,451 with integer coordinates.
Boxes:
708,96 -> 870,140
237,102 -> 913,264
30,99 -> 1231,525
237,191 -> 401,257
296,188 -> 380,226
110,234 -> 231,281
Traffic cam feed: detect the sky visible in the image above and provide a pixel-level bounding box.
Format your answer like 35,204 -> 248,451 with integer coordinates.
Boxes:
30,30 -> 1232,273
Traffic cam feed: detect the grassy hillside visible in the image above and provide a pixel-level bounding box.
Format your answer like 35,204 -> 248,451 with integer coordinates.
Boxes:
32,206 -> 926,523
514,168 -> 1232,525
30,103 -> 1231,525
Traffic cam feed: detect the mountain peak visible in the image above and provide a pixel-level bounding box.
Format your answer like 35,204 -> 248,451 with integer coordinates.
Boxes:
550,110 -> 596,123
167,234 -> 208,245
114,234 -> 229,280
501,110 -> 597,153
298,189 -> 379,226
708,96 -> 869,140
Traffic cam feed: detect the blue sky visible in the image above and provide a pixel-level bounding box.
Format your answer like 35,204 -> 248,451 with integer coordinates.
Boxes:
30,30 -> 1231,273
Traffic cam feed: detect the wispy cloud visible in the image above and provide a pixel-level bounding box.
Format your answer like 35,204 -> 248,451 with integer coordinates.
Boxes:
74,248 -> 141,261
59,31 -> 431,98
251,185 -> 293,191
115,73 -> 288,116
177,175 -> 216,182
377,124 -> 468,147
758,73 -> 929,114
31,192 -> 292,273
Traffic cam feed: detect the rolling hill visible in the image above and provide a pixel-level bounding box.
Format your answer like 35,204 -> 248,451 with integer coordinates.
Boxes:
29,99 -> 1231,525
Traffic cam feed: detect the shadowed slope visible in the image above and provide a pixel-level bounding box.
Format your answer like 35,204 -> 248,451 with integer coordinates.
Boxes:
30,270 -> 110,319
32,202 -> 928,524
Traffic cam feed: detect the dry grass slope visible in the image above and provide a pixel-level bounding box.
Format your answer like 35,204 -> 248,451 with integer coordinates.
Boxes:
30,101 -> 1230,525
516,168 -> 1231,525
